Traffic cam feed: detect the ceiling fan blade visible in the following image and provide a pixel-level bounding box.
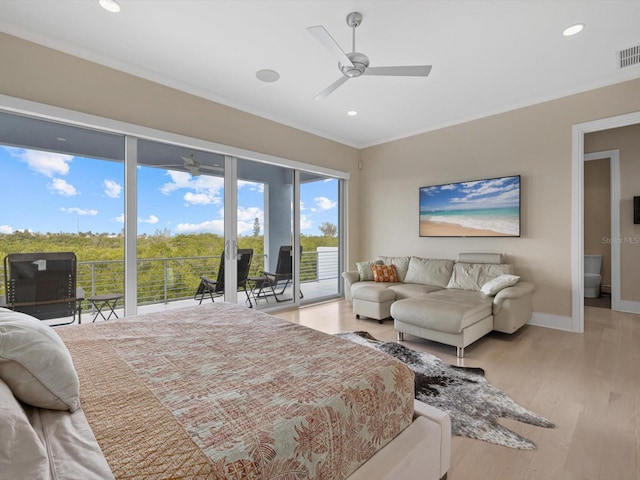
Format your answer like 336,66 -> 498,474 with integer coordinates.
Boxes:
307,25 -> 354,67
181,155 -> 196,166
363,65 -> 432,77
313,76 -> 350,101
185,165 -> 201,176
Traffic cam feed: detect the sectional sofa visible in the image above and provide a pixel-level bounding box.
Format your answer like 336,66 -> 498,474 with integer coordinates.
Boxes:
342,253 -> 535,357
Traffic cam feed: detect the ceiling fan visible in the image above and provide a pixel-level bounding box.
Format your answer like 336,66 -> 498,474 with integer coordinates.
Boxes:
307,12 -> 432,100
166,153 -> 224,177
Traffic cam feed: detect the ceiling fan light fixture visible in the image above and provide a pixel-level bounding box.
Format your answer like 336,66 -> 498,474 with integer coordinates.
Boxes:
99,0 -> 121,13
563,23 -> 584,36
256,69 -> 280,82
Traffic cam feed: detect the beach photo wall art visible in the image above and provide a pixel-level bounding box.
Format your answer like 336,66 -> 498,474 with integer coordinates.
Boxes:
419,175 -> 521,237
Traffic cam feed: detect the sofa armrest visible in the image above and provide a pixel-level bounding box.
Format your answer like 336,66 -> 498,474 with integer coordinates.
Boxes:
493,282 -> 536,303
342,271 -> 360,301
492,281 -> 535,333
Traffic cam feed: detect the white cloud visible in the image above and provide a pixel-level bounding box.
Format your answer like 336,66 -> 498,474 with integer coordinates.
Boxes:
300,214 -> 313,230
0,225 -> 14,234
7,147 -> 73,177
60,207 -> 98,215
114,213 -> 159,225
237,206 -> 264,235
314,196 -> 337,211
160,171 -> 224,206
184,191 -> 219,205
238,180 -> 264,193
48,178 -> 77,196
176,219 -> 224,234
104,179 -> 122,198
140,215 -> 159,224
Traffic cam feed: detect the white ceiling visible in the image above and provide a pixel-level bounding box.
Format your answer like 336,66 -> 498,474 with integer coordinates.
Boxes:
1,1 -> 639,148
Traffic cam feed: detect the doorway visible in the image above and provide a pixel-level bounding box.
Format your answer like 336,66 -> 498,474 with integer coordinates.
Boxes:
572,111 -> 640,332
583,151 -> 616,310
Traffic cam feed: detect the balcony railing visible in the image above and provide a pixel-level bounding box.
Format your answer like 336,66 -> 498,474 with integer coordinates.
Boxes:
1,250 -> 339,307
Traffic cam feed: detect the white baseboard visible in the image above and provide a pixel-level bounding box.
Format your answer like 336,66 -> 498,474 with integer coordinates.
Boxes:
528,312 -> 575,332
614,300 -> 640,315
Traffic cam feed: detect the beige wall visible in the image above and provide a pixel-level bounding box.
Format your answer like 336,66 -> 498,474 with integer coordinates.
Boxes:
3,32 -> 640,320
0,33 -> 361,268
360,78 -> 640,320
583,159 -> 611,288
586,124 -> 640,302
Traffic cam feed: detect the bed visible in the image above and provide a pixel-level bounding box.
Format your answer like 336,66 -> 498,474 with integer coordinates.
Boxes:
0,302 -> 450,480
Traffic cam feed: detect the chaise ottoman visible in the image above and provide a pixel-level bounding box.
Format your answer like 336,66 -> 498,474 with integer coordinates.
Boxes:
350,282 -> 397,323
391,289 -> 494,358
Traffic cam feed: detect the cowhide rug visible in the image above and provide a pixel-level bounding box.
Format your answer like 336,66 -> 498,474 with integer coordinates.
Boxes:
336,331 -> 554,450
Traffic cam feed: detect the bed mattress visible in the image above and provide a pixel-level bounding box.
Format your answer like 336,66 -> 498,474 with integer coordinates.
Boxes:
56,302 -> 414,479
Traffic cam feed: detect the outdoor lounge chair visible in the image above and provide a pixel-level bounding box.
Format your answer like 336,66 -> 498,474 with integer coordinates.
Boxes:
194,248 -> 254,306
259,245 -> 303,302
2,252 -> 83,325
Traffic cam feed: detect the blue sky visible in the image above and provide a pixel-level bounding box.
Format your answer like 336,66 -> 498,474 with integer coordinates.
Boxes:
0,146 -> 338,236
419,175 -> 520,212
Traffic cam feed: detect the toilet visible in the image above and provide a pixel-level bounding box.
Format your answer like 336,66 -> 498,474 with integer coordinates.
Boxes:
584,254 -> 602,298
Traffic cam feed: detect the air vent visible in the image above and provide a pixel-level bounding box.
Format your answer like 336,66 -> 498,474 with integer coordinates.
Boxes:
618,43 -> 640,69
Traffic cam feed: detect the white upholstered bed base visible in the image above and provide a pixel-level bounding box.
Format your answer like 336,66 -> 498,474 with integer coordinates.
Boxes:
350,399 -> 451,480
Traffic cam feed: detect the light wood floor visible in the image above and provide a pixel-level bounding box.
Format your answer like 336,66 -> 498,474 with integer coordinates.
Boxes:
274,301 -> 640,480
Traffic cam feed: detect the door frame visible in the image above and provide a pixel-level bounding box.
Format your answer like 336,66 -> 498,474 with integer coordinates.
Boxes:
572,111 -> 640,332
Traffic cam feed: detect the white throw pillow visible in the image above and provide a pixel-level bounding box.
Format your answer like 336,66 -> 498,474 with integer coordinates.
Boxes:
481,274 -> 521,296
356,260 -> 383,282
0,307 -> 80,412
0,377 -> 50,478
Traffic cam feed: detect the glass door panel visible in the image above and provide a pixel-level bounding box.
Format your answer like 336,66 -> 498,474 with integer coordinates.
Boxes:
0,112 -> 125,323
136,139 -> 225,309
237,158 -> 294,309
299,173 -> 341,302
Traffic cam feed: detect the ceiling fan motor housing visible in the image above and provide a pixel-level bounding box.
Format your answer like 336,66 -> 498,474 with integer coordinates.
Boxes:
340,52 -> 369,77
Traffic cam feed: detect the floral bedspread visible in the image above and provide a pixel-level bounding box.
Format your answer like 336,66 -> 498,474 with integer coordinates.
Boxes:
57,302 -> 414,479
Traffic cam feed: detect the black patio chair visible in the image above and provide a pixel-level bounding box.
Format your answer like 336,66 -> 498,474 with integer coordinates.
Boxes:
3,252 -> 83,325
194,248 -> 254,307
259,245 -> 304,302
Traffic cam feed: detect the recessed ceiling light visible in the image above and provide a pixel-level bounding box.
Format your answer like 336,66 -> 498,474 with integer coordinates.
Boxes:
563,23 -> 584,36
99,0 -> 121,13
256,69 -> 280,83
347,110 -> 358,116
56,137 -> 67,142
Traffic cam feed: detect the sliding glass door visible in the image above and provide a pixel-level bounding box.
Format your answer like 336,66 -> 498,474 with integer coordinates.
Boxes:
136,139 -> 226,307
0,106 -> 346,319
236,157 -> 296,309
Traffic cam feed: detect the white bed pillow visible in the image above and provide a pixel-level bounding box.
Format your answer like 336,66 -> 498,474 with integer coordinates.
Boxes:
0,377 -> 50,478
0,307 -> 80,412
481,274 -> 521,296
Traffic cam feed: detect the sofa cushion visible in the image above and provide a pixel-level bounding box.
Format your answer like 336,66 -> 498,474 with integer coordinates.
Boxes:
378,256 -> 411,282
389,283 -> 442,300
372,264 -> 399,283
481,274 -> 520,296
356,260 -> 383,282
391,290 -> 492,334
351,284 -> 397,303
404,257 -> 455,288
446,263 -> 514,291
